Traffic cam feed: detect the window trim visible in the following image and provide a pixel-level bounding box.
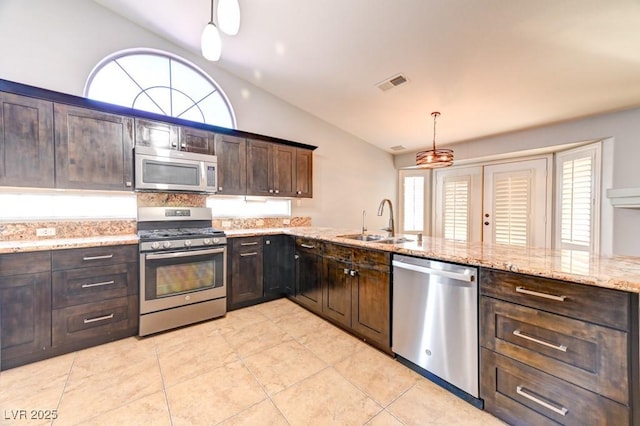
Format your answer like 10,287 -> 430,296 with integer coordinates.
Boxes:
398,169 -> 431,235
84,48 -> 237,129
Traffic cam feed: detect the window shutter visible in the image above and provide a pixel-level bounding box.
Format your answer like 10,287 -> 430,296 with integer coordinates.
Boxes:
560,156 -> 593,247
493,173 -> 531,246
443,177 -> 470,241
403,176 -> 424,232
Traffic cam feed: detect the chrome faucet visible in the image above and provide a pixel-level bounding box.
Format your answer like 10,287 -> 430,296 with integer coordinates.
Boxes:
377,199 -> 395,237
362,210 -> 367,234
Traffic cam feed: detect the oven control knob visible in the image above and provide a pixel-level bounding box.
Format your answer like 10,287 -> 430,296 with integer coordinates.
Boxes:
184,240 -> 192,247
204,238 -> 212,245
162,241 -> 172,249
151,242 -> 160,250
213,238 -> 220,244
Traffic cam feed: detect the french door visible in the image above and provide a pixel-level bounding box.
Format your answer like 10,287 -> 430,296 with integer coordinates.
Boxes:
434,157 -> 550,248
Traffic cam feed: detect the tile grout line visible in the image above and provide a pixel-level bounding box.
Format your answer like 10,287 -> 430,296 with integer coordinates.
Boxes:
153,343 -> 175,426
51,351 -> 77,426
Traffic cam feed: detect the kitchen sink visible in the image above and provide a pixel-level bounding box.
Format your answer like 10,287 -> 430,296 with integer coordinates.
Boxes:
337,234 -> 412,244
374,237 -> 412,244
337,233 -> 386,242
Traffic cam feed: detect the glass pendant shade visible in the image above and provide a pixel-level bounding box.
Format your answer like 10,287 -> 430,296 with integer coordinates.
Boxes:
416,111 -> 454,168
217,0 -> 240,36
201,22 -> 222,61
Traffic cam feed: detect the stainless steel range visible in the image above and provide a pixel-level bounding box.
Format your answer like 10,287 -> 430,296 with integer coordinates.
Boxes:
137,206 -> 227,336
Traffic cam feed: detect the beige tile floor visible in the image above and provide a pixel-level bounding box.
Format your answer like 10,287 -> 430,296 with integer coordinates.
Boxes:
0,298 -> 505,425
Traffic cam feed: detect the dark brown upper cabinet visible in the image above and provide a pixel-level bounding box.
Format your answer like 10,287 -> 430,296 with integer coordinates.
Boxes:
247,139 -> 296,197
247,139 -> 310,198
295,148 -> 313,198
134,118 -> 215,155
55,104 -> 134,191
215,133 -> 247,195
0,92 -> 54,188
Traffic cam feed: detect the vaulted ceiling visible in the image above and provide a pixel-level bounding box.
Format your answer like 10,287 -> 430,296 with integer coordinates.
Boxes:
94,0 -> 640,153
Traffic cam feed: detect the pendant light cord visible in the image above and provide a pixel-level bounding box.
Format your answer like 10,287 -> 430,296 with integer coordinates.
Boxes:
210,0 -> 215,24
431,111 -> 440,151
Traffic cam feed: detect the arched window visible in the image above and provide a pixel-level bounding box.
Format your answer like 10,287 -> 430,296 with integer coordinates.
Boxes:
85,49 -> 236,128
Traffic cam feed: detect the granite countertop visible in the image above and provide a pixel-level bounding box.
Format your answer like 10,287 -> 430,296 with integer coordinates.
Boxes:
229,226 -> 640,294
3,226 -> 640,293
0,235 -> 139,254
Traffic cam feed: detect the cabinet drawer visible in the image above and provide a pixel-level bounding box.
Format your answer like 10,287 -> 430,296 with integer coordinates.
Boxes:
0,251 -> 50,276
480,268 -> 630,330
52,296 -> 137,347
232,237 -> 263,254
295,238 -> 322,254
481,348 -> 629,426
52,245 -> 137,271
52,262 -> 137,308
353,248 -> 389,272
481,296 -> 628,404
324,243 -> 352,263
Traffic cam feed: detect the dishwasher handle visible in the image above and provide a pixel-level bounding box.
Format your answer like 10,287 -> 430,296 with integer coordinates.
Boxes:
392,260 -> 475,282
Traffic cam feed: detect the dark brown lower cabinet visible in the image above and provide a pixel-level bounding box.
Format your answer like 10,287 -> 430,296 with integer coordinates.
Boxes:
480,267 -> 638,425
0,245 -> 139,371
263,235 -> 294,299
296,240 -> 391,352
294,238 -> 323,311
228,237 -> 264,309
0,251 -> 52,370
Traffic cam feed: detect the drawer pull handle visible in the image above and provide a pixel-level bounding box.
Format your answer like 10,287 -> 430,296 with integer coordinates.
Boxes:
301,244 -> 315,249
515,286 -> 567,302
513,329 -> 567,352
240,252 -> 258,257
83,254 -> 114,261
516,386 -> 568,416
240,242 -> 259,246
83,313 -> 115,324
81,280 -> 115,289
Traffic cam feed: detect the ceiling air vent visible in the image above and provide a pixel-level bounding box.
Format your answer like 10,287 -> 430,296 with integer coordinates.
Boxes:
377,73 -> 408,91
390,145 -> 406,151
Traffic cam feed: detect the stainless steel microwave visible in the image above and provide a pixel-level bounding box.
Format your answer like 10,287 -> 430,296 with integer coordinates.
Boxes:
134,146 -> 217,193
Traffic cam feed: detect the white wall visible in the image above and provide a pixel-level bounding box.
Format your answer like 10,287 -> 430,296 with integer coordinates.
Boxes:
396,107 -> 640,256
0,0 -> 396,231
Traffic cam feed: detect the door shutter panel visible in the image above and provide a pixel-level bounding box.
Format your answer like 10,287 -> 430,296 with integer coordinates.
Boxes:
443,177 -> 470,241
493,172 -> 531,246
560,156 -> 592,247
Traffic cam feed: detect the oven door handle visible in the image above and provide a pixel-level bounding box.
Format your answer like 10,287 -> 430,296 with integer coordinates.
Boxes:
145,247 -> 226,260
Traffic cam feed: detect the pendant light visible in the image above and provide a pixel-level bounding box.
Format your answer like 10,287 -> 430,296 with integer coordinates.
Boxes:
416,112 -> 454,168
217,0 -> 240,36
201,0 -> 222,61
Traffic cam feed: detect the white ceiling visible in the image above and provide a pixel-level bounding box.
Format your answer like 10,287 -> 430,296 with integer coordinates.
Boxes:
94,0 -> 640,154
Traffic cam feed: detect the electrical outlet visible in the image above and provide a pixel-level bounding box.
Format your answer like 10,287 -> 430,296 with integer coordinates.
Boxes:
221,220 -> 232,228
36,227 -> 56,237
283,218 -> 291,225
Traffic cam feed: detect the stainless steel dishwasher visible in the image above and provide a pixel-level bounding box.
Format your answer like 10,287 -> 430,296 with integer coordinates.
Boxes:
392,254 -> 479,400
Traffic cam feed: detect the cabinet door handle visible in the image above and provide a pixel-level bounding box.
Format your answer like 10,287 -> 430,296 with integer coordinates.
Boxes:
515,286 -> 567,302
294,254 -> 300,260
240,242 -> 259,246
343,268 -> 350,275
83,254 -> 114,261
83,313 -> 115,324
274,189 -> 279,194
513,329 -> 567,352
81,280 -> 115,289
301,244 -> 315,249
240,252 -> 258,257
516,386 -> 568,416
350,270 -> 358,277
